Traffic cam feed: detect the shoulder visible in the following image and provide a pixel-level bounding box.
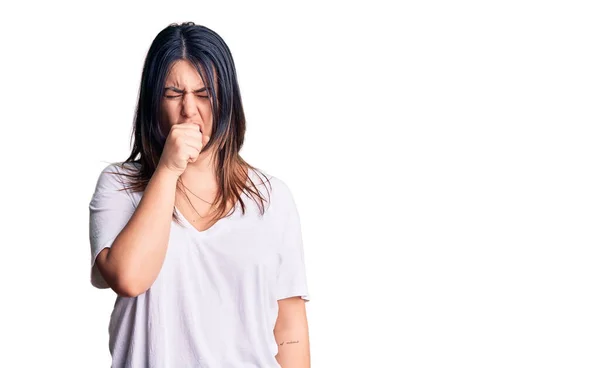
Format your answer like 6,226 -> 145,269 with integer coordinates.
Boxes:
248,167 -> 291,195
100,161 -> 141,175
248,168 -> 297,215
93,161 -> 140,192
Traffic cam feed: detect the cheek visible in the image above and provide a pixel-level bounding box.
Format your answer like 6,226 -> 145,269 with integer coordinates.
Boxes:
200,104 -> 214,126
160,103 -> 176,123
201,105 -> 212,118
159,104 -> 176,132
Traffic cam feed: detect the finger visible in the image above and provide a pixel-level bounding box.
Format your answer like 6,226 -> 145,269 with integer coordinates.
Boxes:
184,136 -> 203,150
184,140 -> 203,157
187,148 -> 199,163
179,129 -> 203,142
174,123 -> 202,135
178,122 -> 203,132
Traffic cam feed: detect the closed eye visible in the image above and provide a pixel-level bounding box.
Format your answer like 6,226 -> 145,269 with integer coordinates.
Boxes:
164,94 -> 209,99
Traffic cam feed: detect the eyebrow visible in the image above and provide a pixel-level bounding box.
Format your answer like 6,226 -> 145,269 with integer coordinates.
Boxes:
164,86 -> 208,93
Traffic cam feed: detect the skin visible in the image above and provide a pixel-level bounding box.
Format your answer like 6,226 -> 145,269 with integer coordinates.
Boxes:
98,58 -> 310,366
95,59 -> 219,296
160,59 -> 218,189
274,297 -> 311,367
159,59 -> 225,229
161,60 -> 311,366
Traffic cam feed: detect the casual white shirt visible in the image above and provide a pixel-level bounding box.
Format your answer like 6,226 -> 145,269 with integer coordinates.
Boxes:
89,162 -> 310,367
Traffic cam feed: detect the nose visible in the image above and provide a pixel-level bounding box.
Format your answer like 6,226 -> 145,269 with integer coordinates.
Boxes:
181,91 -> 199,118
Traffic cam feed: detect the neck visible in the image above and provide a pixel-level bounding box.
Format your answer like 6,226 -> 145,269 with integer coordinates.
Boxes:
180,149 -> 218,188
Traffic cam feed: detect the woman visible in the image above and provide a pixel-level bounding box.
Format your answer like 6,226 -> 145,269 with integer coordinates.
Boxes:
88,22 -> 311,367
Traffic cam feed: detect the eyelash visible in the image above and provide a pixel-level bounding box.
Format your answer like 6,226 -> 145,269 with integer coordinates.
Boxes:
164,95 -> 208,99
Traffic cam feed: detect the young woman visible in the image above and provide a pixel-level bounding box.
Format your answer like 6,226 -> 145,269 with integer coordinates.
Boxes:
88,22 -> 311,367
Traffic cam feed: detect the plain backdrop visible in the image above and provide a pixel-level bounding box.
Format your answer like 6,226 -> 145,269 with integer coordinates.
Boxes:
0,1 -> 598,367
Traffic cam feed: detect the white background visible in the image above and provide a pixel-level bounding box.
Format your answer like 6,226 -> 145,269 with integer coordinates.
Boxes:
0,1 -> 598,367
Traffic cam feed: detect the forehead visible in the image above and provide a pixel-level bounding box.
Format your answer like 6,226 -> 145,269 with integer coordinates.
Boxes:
165,59 -> 213,87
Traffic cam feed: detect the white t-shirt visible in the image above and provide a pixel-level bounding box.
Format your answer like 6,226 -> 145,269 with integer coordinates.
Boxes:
89,162 -> 310,368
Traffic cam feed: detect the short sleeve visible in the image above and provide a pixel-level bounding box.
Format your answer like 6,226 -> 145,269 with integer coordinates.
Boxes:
275,181 -> 310,302
89,163 -> 136,289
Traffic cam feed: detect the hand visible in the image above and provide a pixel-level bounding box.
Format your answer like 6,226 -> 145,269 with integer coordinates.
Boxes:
156,123 -> 211,178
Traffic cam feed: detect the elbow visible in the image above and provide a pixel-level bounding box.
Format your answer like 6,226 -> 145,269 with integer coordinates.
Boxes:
113,284 -> 143,298
99,248 -> 155,298
102,252 -> 149,297
112,272 -> 149,298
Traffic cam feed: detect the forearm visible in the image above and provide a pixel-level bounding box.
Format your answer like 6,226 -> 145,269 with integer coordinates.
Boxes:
274,327 -> 311,367
104,167 -> 179,295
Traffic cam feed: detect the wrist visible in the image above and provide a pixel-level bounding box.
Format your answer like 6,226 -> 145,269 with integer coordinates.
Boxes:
154,165 -> 181,184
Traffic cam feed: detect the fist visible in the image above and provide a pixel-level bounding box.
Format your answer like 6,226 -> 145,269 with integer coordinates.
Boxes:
157,122 -> 211,177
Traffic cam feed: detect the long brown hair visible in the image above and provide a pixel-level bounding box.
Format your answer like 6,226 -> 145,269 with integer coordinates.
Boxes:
111,22 -> 272,226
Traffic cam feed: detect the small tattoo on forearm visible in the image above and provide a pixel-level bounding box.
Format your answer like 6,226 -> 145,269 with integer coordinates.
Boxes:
279,340 -> 300,346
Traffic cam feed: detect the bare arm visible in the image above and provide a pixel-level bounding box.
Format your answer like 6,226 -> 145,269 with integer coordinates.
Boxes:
95,167 -> 179,297
274,296 -> 311,367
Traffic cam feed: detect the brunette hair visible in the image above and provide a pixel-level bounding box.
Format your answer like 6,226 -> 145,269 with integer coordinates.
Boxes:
111,22 -> 271,226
